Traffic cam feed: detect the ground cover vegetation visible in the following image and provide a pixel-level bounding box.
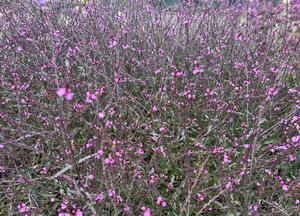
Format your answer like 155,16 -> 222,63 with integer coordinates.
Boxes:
0,0 -> 299,215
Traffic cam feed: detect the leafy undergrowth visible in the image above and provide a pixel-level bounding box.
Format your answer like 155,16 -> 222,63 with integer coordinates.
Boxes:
0,0 -> 299,215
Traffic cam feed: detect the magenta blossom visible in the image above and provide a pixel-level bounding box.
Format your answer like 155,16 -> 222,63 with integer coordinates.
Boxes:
109,37 -> 118,48
223,153 -> 231,164
248,204 -> 259,215
196,192 -> 206,202
225,181 -> 233,191
156,196 -> 167,207
18,203 -> 28,213
123,43 -> 129,49
152,105 -> 158,112
159,127 -> 167,134
141,207 -> 151,216
85,91 -> 96,103
108,189 -> 115,197
289,154 -> 296,161
104,157 -> 115,166
95,148 -> 104,160
40,167 -> 48,175
105,120 -> 113,128
75,209 -> 83,216
57,86 -> 74,101
98,112 -> 105,119
291,135 -> 300,143
95,193 -> 105,202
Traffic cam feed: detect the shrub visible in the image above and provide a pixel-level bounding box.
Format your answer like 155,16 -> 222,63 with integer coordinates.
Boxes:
0,0 -> 299,215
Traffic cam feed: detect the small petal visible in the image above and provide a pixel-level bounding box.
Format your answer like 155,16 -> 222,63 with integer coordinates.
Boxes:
65,92 -> 74,101
142,207 -> 151,216
75,209 -> 83,216
57,88 -> 67,97
98,112 -> 105,119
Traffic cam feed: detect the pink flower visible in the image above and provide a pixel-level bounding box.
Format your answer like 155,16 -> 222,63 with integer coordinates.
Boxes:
154,68 -> 161,74
196,192 -> 206,202
149,174 -> 159,185
74,102 -> 84,112
85,139 -> 95,149
17,203 -> 28,213
264,169 -> 272,175
87,174 -> 95,180
85,91 -> 96,103
159,127 -> 167,134
240,170 -> 246,177
234,33 -> 242,41
64,92 -> 74,101
152,105 -> 158,112
271,67 -> 279,74
57,86 -> 74,101
105,120 -> 113,128
289,154 -> 296,161
75,209 -> 83,216
225,181 -> 233,191
109,37 -> 118,48
98,112 -> 105,119
291,135 -> 300,143
134,170 -> 142,179
281,184 -> 289,191
211,146 -> 224,154
95,87 -> 105,96
156,196 -> 167,207
16,47 -> 23,52
248,204 -> 259,215
253,67 -> 261,76
223,153 -> 231,164
61,200 -> 68,210
244,144 -> 252,149
123,205 -> 131,213
267,87 -> 279,97
291,116 -> 299,123
159,48 -> 165,56
95,149 -> 104,160
288,88 -> 297,94
171,70 -> 184,78
193,65 -> 204,74
141,207 -> 151,216
108,189 -> 115,197
95,193 -> 105,202
116,195 -> 123,204
104,158 -> 115,166
40,167 -> 48,175
57,87 -> 67,97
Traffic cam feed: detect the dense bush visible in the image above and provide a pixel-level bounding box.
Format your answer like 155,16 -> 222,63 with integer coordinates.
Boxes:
0,0 -> 299,215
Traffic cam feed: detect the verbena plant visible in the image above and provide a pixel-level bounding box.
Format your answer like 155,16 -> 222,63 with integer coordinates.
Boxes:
0,0 -> 299,215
